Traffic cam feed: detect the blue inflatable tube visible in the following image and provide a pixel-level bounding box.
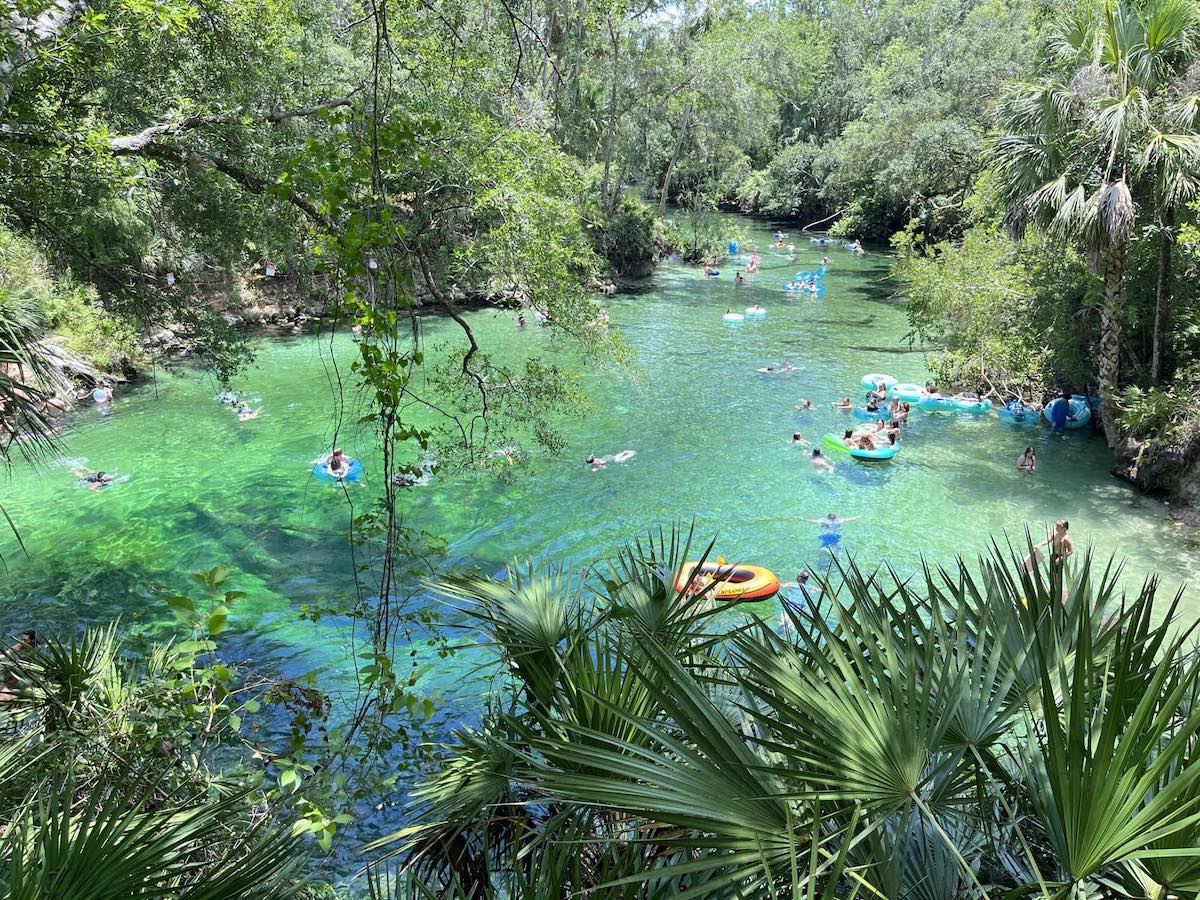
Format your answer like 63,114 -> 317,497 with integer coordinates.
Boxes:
860,373 -> 897,390
998,403 -> 1038,425
919,395 -> 958,413
853,406 -> 887,420
954,398 -> 993,414
889,382 -> 923,402
705,270 -> 720,278
1045,397 -> 1092,430
313,459 -> 363,482
850,443 -> 898,461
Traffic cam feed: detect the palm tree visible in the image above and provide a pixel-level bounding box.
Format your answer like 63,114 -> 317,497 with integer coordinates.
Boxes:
369,528 -> 1200,899
0,626 -> 312,899
993,0 -> 1200,445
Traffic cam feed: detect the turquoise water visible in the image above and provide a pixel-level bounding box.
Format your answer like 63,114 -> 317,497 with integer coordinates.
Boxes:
1,219 -> 1196,677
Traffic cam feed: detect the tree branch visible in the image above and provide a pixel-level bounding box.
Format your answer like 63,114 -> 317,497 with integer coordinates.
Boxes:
0,122 -> 334,229
0,0 -> 88,112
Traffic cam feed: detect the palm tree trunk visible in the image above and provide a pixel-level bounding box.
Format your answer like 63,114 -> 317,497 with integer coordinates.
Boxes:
1150,209 -> 1173,383
659,100 -> 691,216
1097,243 -> 1126,447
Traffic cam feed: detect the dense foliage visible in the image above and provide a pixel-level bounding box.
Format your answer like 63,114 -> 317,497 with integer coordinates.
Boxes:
369,531 -> 1200,899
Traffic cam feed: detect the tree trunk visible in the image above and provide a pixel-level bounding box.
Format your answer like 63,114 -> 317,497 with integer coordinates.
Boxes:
598,15 -> 620,216
1097,242 -> 1127,448
1150,209 -> 1174,384
658,100 -> 692,216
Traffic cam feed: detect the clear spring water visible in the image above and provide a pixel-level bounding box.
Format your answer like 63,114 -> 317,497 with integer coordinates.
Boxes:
1,219 -> 1196,829
2,220 -> 1196,649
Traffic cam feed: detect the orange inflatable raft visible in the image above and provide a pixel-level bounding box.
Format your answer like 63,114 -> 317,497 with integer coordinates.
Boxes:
675,561 -> 781,602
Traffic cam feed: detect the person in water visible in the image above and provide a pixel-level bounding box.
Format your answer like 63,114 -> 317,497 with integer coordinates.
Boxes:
1017,447 -> 1037,474
924,380 -> 937,395
790,432 -> 811,446
236,404 -> 261,422
807,513 -> 862,551
324,448 -> 351,479
1050,390 -> 1074,430
820,256 -> 831,266
810,448 -> 835,472
832,397 -> 852,410
734,271 -> 746,285
73,467 -> 114,491
1026,519 -> 1073,569
795,398 -> 813,411
704,263 -> 719,277
92,384 -> 113,405
586,450 -> 636,471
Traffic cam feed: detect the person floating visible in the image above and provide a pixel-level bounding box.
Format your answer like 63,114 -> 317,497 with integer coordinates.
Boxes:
832,397 -> 852,410
236,404 -> 262,422
322,448 -> 352,479
820,256 -> 831,266
790,431 -> 811,446
808,512 -> 861,551
703,263 -> 719,278
795,398 -> 813,411
1017,447 -> 1036,474
810,449 -> 835,473
586,450 -> 636,471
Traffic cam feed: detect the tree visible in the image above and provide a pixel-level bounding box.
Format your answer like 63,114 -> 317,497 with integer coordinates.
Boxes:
993,0 -> 1200,444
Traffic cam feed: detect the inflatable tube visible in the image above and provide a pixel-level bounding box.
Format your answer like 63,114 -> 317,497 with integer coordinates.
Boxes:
860,373 -> 898,390
1044,397 -> 1091,430
729,240 -> 739,255
313,458 -> 363,482
744,306 -> 766,316
823,433 -> 852,453
997,403 -> 1038,425
919,395 -> 958,413
850,443 -> 898,461
705,270 -> 720,278
675,561 -> 780,602
92,388 -> 109,403
954,398 -> 993,414
723,313 -> 744,323
853,406 -> 887,421
795,271 -> 824,280
889,383 -> 923,402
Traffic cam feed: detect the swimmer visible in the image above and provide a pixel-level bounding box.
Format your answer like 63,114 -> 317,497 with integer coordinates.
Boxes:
587,450 -> 636,471
236,404 -> 262,422
517,311 -> 526,327
704,264 -> 719,277
1017,446 -> 1036,474
790,432 -> 811,446
832,397 -> 852,410
786,243 -> 795,255
896,402 -> 911,424
757,363 -> 797,374
747,304 -> 765,314
795,398 -> 813,411
734,272 -> 746,285
810,448 -> 835,472
820,256 -> 831,266
924,380 -> 938,395
807,512 -> 861,552
73,467 -> 115,491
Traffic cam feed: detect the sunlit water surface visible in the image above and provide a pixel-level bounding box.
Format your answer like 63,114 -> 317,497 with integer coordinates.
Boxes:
1,217 -> 1195,870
